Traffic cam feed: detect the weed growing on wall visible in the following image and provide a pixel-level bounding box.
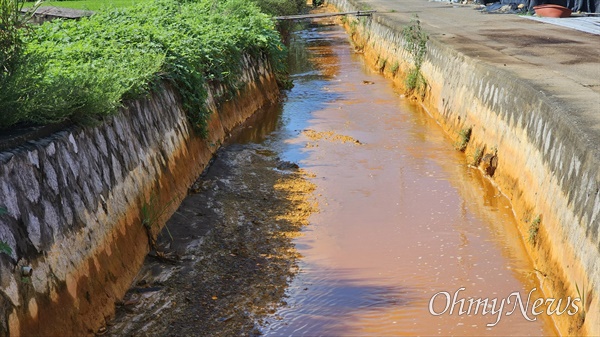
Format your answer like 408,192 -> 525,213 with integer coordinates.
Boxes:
528,215 -> 541,245
470,147 -> 484,166
349,19 -> 358,36
378,57 -> 387,72
575,282 -> 587,322
455,127 -> 471,152
0,206 -> 10,255
141,192 -> 178,251
1,0 -> 289,135
390,60 -> 399,75
402,15 -> 428,94
0,242 -> 11,255
249,0 -> 305,16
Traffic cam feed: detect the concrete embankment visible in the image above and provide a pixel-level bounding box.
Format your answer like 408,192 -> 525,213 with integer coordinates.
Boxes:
0,54 -> 278,336
325,0 -> 599,334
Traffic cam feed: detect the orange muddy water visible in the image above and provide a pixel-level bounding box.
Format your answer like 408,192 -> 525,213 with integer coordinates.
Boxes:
236,22 -> 559,336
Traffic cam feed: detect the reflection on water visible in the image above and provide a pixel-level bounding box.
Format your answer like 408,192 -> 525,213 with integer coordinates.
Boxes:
238,20 -> 558,336
232,23 -> 343,147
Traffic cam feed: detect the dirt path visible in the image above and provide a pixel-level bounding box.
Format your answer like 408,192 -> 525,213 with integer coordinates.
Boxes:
105,144 -> 316,336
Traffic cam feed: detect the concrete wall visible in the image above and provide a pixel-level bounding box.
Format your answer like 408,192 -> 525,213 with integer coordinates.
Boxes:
327,0 -> 599,335
0,54 -> 279,336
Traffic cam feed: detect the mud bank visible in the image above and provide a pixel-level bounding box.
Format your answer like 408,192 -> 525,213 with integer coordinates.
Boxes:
325,1 -> 599,334
0,54 -> 278,336
105,145 -> 316,336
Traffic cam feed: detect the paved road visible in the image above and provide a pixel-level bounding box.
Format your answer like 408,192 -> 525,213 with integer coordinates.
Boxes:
348,0 -> 600,142
523,15 -> 600,35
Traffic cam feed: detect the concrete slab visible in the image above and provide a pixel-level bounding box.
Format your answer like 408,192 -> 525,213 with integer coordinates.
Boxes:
22,6 -> 94,24
22,6 -> 94,19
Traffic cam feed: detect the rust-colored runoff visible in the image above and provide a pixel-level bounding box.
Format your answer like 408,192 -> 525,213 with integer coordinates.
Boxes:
259,22 -> 559,336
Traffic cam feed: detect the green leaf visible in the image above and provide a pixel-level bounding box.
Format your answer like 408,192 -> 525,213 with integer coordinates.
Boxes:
2,0 -> 290,134
0,241 -> 12,255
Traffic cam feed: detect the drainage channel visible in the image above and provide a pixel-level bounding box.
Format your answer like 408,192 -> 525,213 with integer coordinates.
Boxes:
107,20 -> 559,336
251,21 -> 559,336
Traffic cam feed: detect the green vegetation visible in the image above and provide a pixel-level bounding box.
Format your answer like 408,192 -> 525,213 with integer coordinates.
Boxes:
1,0 -> 292,135
349,18 -> 358,35
1,0 -> 40,79
528,215 -> 541,245
377,56 -> 387,72
0,207 -> 11,255
402,16 -> 428,94
344,17 -> 365,51
250,0 -> 305,16
390,60 -> 399,75
470,146 -> 483,166
405,68 -> 424,92
141,192 -> 177,249
24,0 -> 306,14
0,241 -> 11,255
23,0 -> 149,10
575,282 -> 587,321
455,127 -> 471,152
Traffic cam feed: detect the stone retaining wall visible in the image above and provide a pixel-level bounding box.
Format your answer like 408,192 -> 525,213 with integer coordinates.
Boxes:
0,54 -> 279,336
326,1 -> 599,335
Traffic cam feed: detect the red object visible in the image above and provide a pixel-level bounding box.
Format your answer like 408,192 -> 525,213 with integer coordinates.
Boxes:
533,4 -> 573,18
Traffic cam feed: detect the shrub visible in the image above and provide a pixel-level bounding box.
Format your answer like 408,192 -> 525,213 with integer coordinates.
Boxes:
2,0 -> 288,134
250,0 -> 305,16
1,0 -> 40,74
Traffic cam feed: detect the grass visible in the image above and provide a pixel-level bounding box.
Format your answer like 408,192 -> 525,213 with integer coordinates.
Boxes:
455,127 -> 471,152
378,56 -> 387,72
141,192 -> 178,249
575,282 -> 587,321
349,19 -> 358,36
470,147 -> 483,166
25,0 -> 305,14
22,0 -> 150,10
406,67 -> 425,93
528,215 -> 541,245
390,60 -> 399,75
2,0 -> 290,134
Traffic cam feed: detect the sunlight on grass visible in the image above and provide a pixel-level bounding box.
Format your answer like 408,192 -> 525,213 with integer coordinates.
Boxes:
23,0 -> 150,11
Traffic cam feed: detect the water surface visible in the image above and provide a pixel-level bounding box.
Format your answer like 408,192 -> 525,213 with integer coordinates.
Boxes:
236,21 -> 557,336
